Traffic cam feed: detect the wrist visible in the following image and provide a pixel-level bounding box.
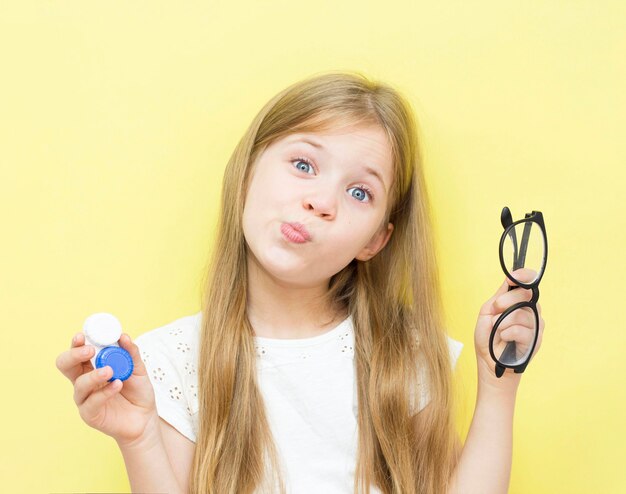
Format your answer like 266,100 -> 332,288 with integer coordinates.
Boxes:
116,413 -> 163,452
476,357 -> 521,397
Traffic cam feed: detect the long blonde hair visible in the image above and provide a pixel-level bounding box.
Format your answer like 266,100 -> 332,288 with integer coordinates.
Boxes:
189,71 -> 461,494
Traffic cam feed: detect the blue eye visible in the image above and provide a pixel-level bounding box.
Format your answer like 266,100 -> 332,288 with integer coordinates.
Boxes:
292,158 -> 314,174
348,186 -> 373,203
290,157 -> 375,203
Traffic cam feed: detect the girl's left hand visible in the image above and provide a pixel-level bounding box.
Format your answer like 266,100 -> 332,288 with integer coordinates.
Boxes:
473,269 -> 545,391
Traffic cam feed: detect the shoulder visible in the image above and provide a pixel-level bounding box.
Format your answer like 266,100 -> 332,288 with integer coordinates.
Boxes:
415,329 -> 464,369
445,334 -> 464,368
134,311 -> 201,352
134,311 -> 202,387
134,312 -> 202,439
410,332 -> 464,415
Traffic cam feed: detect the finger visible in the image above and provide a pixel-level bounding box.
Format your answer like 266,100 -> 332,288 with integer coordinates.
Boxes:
492,308 -> 535,329
118,333 -> 148,377
509,268 -> 539,285
56,342 -> 96,384
498,325 -> 534,344
79,378 -> 123,424
493,288 -> 533,314
534,326 -> 544,355
71,332 -> 84,348
480,277 -> 515,315
74,366 -> 115,406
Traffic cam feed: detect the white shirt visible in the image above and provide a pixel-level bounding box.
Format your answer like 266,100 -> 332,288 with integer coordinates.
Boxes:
134,312 -> 463,493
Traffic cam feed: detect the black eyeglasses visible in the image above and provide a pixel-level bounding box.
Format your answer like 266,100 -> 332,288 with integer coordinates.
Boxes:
490,207 -> 548,378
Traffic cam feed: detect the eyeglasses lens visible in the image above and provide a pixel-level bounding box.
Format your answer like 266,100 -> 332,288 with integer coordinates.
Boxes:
494,220 -> 546,366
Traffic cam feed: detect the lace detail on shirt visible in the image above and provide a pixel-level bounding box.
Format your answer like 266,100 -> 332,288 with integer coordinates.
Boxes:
176,341 -> 191,354
151,366 -> 166,382
186,381 -> 199,415
338,330 -> 354,357
143,328 -> 195,397
168,327 -> 184,336
169,385 -> 183,401
255,345 -> 314,361
340,344 -> 354,357
188,383 -> 197,399
252,321 -> 354,363
184,361 -> 196,375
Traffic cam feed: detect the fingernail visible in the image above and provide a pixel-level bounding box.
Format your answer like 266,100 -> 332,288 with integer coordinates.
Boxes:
81,346 -> 91,356
98,367 -> 109,377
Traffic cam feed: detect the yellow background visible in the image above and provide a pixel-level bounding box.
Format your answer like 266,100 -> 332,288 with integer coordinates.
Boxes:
1,1 -> 624,493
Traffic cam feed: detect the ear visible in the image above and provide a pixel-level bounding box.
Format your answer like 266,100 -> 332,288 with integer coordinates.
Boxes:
355,222 -> 394,262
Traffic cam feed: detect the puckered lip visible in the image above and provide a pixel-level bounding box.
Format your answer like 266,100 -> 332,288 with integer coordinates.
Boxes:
282,221 -> 312,241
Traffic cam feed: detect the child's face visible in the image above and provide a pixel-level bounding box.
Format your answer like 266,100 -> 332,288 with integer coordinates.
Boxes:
242,124 -> 395,286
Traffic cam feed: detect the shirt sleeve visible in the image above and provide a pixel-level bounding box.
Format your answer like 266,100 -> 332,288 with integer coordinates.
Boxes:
447,335 -> 464,371
411,335 -> 464,415
135,329 -> 198,443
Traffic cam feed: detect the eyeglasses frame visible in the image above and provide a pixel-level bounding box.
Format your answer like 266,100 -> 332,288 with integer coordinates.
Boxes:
489,207 -> 548,378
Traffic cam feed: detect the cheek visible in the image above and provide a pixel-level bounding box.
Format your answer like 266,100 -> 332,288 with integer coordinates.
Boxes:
326,228 -> 372,259
248,165 -> 289,202
244,175 -> 270,212
242,179 -> 280,237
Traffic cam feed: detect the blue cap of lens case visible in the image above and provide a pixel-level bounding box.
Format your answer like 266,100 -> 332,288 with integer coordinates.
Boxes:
95,346 -> 134,381
83,312 -> 134,382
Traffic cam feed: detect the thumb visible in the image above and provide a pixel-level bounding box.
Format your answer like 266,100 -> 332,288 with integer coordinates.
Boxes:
118,334 -> 148,377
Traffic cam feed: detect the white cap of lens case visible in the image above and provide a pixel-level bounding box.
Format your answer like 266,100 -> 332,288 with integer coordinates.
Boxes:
83,312 -> 134,382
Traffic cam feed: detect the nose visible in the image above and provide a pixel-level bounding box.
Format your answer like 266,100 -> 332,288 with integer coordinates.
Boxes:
302,187 -> 336,219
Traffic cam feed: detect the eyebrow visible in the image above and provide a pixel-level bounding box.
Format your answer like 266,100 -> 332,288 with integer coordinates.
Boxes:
289,136 -> 387,193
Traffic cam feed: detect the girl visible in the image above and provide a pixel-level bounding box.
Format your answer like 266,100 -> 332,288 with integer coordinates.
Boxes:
56,71 -> 544,494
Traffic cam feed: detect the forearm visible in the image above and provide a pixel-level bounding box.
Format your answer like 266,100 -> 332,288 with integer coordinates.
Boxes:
448,377 -> 519,494
117,416 -> 183,494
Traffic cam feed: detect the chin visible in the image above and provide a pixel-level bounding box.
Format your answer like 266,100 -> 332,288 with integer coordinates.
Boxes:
264,256 -> 325,286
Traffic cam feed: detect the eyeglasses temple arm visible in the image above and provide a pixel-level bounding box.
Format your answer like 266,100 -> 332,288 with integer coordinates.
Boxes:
501,207 -> 520,274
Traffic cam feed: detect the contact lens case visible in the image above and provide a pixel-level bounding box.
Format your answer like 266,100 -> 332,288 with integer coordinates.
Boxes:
83,312 -> 134,382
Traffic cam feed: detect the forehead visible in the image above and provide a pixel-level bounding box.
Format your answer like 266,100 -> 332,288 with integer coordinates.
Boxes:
283,125 -> 390,156
280,125 -> 394,185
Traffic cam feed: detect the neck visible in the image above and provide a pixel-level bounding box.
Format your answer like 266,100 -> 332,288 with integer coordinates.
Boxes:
245,253 -> 348,339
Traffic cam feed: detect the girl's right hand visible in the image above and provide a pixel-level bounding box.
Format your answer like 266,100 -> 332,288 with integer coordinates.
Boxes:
55,331 -> 158,447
